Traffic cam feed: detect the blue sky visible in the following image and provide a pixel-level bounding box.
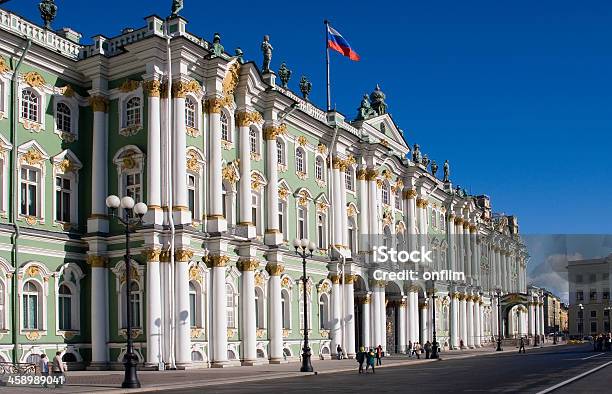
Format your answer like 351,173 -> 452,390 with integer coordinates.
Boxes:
4,0 -> 611,236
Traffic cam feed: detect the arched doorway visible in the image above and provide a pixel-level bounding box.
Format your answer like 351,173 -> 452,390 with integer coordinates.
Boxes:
353,275 -> 368,351
499,293 -> 530,342
385,281 -> 402,353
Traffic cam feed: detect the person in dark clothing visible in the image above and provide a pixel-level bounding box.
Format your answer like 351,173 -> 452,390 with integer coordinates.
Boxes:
337,344 -> 343,360
375,345 -> 383,366
356,347 -> 366,374
424,341 -> 432,359
366,348 -> 376,374
519,336 -> 526,353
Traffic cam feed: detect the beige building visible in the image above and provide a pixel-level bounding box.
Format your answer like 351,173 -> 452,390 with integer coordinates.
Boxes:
542,289 -> 562,335
568,255 -> 612,338
559,303 -> 568,334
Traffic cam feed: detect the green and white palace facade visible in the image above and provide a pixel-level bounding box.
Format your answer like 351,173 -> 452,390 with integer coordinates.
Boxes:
0,8 -> 546,369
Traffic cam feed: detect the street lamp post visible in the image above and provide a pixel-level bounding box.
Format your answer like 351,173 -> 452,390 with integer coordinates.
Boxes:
293,238 -> 315,373
496,289 -> 503,351
578,303 -> 584,341
106,195 -> 147,389
430,288 -> 439,359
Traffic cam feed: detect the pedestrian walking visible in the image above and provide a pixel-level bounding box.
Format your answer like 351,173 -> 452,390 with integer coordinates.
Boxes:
424,341 -> 432,359
38,354 -> 49,388
365,348 -> 376,374
356,347 -> 366,374
408,341 -> 412,357
518,336 -> 526,353
51,351 -> 65,387
375,345 -> 383,366
337,344 -> 344,360
414,342 -> 421,359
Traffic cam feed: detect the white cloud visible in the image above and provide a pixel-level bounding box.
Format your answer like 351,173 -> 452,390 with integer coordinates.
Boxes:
528,253 -> 582,304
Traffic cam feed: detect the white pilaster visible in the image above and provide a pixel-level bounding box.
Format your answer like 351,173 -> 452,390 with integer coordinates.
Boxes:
466,296 -> 474,348
361,295 -> 371,349
206,98 -> 227,233
172,86 -> 190,224
145,247 -> 163,367
344,275 -> 356,358
330,275 -> 342,356
459,295 -> 467,348
266,260 -> 285,363
264,128 -> 281,245
398,298 -> 407,353
236,113 -> 255,238
238,257 -> 259,365
357,169 -> 369,252
420,302 -> 428,344
89,256 -> 108,368
207,254 -> 228,366
450,292 -> 459,349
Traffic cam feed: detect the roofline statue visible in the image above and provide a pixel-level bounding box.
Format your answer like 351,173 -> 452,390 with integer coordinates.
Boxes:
171,0 -> 184,17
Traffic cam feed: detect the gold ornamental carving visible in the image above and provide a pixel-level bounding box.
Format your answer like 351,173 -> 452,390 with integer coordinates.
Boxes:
55,159 -> 74,173
175,248 -> 194,262
404,188 -> 417,199
391,179 -> 404,193
87,255 -> 108,268
119,79 -> 141,93
203,254 -> 230,268
236,111 -> 263,127
256,329 -> 266,338
297,135 -> 308,147
317,144 -> 327,154
189,266 -> 203,283
347,205 -> 356,217
143,80 -> 161,97
297,190 -> 309,207
263,124 -> 287,140
463,222 -> 470,230
221,62 -> 241,106
329,274 -> 340,284
21,149 -> 44,166
365,169 -> 378,181
59,85 -> 75,97
371,279 -> 386,288
469,224 -> 477,233
187,151 -> 202,173
317,282 -> 330,294
222,164 -> 239,184
89,96 -> 109,113
237,258 -> 260,272
26,266 -> 40,277
121,155 -> 137,170
204,97 -> 223,114
266,263 -> 284,277
344,274 -> 355,284
316,202 -> 328,213
23,71 -> 45,88
255,272 -> 265,287
454,217 -> 464,226
361,294 -> 371,304
191,328 -> 202,339
0,57 -> 10,74
142,247 -> 162,262
25,331 -> 41,341
278,187 -> 289,201
357,169 -> 367,180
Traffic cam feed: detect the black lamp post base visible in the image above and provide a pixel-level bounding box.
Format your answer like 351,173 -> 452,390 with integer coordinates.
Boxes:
496,341 -> 503,351
430,343 -> 439,359
300,346 -> 313,372
122,356 -> 141,389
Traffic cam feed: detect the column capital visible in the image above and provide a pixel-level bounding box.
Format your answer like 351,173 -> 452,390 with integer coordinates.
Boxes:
365,169 -> 378,181
142,246 -> 162,262
343,273 -> 356,284
88,96 -> 109,113
87,255 -> 108,268
266,263 -> 285,276
403,188 -> 417,199
203,254 -> 230,268
204,97 -> 223,113
357,168 -> 367,180
143,80 -> 162,97
175,248 -> 194,262
370,279 -> 386,288
262,123 -> 287,140
329,274 -> 341,284
236,111 -> 264,127
237,258 -> 260,271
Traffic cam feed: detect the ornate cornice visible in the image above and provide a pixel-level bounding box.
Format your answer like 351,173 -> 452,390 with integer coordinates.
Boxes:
142,247 -> 162,262
236,111 -> 263,127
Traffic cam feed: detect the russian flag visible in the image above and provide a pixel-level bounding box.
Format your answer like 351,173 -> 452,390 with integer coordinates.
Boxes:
327,25 -> 360,61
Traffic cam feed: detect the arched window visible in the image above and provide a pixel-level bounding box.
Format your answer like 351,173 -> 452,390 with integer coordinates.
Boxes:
220,112 -> 229,141
255,287 -> 265,329
394,189 -> 402,210
319,293 -> 330,330
345,168 -> 354,191
295,148 -> 305,173
21,89 -> 39,122
189,282 -> 197,328
297,206 -> 306,240
226,284 -> 236,328
315,157 -> 324,181
125,97 -> 141,127
281,289 -> 290,329
56,102 -> 71,133
0,280 -> 5,330
185,97 -> 197,129
316,213 -> 326,249
22,281 -> 40,330
249,129 -> 258,154
276,139 -> 285,165
382,182 -> 390,205
121,281 -> 142,328
58,284 -> 72,331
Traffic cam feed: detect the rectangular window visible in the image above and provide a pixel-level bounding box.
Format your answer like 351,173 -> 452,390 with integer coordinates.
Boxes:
55,177 -> 71,222
576,291 -> 584,301
20,168 -> 38,217
187,174 -> 196,220
278,202 -> 284,236
590,290 -> 597,301
590,310 -> 597,318
590,321 -> 597,333
58,296 -> 71,330
345,171 -> 353,191
189,292 -> 197,327
226,293 -> 235,328
126,172 -> 142,202
298,208 -> 305,240
603,289 -> 610,300
23,294 -> 38,329
317,214 -> 325,249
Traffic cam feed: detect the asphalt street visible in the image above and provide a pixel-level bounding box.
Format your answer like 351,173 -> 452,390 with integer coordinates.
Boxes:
161,344 -> 612,393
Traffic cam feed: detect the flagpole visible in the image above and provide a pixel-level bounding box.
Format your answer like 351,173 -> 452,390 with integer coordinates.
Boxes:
324,19 -> 331,112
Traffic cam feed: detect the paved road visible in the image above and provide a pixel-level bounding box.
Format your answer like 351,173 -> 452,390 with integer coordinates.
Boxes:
161,344 -> 611,393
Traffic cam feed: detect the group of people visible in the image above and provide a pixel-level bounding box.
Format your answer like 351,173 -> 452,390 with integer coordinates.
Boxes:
593,333 -> 612,351
407,341 -> 436,359
37,351 -> 67,387
356,345 -> 384,374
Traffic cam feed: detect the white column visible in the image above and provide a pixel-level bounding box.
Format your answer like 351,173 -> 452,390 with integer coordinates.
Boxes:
420,302 -> 428,344
447,214 -> 456,272
172,87 -> 189,223
145,248 -> 162,367
145,81 -> 162,217
464,223 -> 472,281
527,302 -> 534,337
411,291 -> 420,343
450,293 -> 459,349
239,259 -> 258,365
361,295 -> 371,349
237,113 -> 254,237
398,298 -> 407,353
466,296 -> 474,348
357,169 -> 369,252
539,302 -> 545,342
175,253 -> 191,366
470,226 -> 478,284
206,98 -> 227,233
459,295 -> 467,348
88,96 -> 108,232
330,275 -> 342,356
89,255 -> 108,367
456,219 -> 464,274
492,296 -> 499,340
344,275 -> 356,357
267,263 -> 284,363
534,302 -> 540,338
208,255 -> 228,365
339,166 -> 349,252
367,171 -> 379,239
473,300 -> 480,347
264,128 -> 281,245
332,160 -> 343,249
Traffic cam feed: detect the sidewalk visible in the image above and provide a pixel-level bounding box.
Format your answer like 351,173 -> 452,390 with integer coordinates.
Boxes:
2,342 -> 565,393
